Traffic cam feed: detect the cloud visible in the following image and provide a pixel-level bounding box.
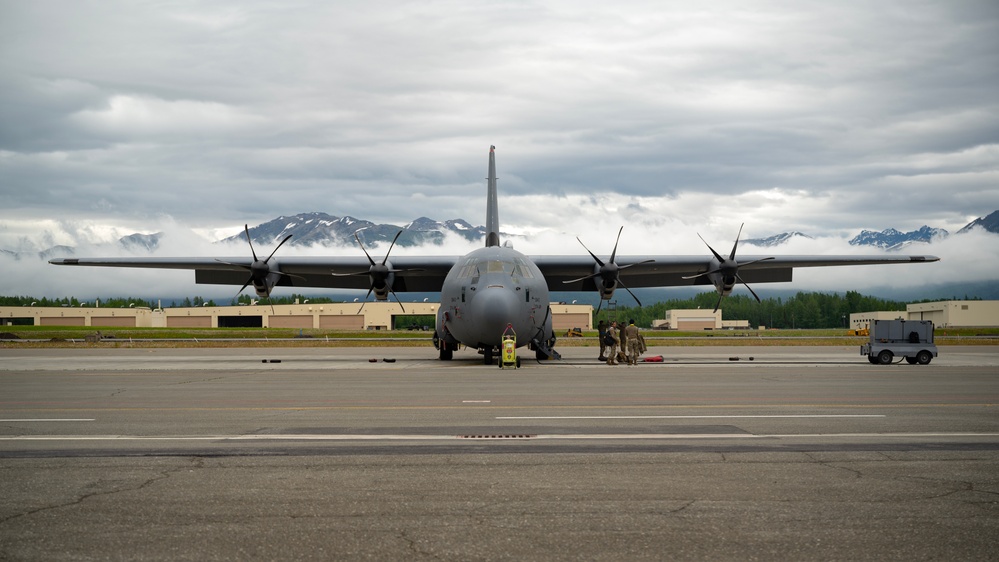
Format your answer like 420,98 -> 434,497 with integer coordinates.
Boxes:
71,95 -> 265,137
0,0 -> 997,289
4,213 -> 993,302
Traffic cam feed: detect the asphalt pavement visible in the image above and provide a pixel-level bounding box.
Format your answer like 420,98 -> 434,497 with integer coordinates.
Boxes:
1,345 -> 998,560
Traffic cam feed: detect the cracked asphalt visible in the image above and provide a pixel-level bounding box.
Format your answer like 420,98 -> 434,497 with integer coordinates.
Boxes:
1,345 -> 998,560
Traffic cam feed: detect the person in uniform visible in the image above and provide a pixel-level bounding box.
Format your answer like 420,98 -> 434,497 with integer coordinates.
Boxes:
606,321 -> 620,365
597,320 -> 608,361
624,319 -> 641,365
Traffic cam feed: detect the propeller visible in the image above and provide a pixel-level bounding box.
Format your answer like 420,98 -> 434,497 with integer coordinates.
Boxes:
216,224 -> 299,300
333,230 -> 424,314
682,223 -> 775,312
563,226 -> 654,313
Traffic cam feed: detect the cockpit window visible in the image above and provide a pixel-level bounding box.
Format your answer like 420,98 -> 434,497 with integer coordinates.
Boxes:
486,260 -> 509,274
515,257 -> 535,279
457,257 -> 534,281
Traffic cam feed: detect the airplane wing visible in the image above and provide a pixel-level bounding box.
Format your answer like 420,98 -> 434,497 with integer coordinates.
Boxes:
50,253 -> 939,293
48,256 -> 459,292
534,254 -> 940,291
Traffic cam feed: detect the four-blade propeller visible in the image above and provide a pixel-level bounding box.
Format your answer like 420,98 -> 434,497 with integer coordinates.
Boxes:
221,223 -> 771,317
563,226 -> 654,313
216,224 -> 298,299
333,230 -> 423,313
682,223 -> 775,312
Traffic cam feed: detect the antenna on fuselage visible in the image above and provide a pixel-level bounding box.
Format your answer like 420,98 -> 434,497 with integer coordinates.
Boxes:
485,145 -> 500,247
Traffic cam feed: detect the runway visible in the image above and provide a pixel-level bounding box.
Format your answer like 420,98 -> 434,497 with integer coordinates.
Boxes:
2,345 -> 998,560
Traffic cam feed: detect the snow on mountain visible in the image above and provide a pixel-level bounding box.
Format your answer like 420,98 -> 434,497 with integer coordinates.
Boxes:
118,232 -> 163,252
958,210 -> 999,234
742,232 -> 813,248
8,210 -> 997,258
849,226 -> 948,249
221,212 -> 489,248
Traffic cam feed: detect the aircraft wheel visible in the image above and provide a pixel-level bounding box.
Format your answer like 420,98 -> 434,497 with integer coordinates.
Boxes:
877,350 -> 893,365
483,348 -> 494,366
905,357 -> 918,365
916,350 -> 932,365
516,357 -> 521,369
868,356 -> 878,364
440,345 -> 453,361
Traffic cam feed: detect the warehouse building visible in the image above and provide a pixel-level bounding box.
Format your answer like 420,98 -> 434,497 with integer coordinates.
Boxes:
0,301 -> 593,331
651,309 -> 749,330
905,300 -> 999,328
850,300 -> 998,329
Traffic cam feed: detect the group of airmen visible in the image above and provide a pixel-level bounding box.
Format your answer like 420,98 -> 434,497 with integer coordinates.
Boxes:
597,319 -> 645,365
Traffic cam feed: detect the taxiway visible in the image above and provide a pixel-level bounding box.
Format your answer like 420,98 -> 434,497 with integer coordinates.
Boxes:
1,345 -> 997,560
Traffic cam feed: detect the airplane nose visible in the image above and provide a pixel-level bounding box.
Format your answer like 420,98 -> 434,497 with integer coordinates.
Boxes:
470,286 -> 520,342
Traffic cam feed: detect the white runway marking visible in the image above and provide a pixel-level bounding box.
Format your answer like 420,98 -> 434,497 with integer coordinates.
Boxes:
495,415 -> 888,420
0,419 -> 95,422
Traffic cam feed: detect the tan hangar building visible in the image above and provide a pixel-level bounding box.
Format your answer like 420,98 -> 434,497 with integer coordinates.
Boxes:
1,301 -> 594,331
850,300 -> 999,329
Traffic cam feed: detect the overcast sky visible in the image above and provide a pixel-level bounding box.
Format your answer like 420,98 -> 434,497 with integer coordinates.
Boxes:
1,0 -> 997,298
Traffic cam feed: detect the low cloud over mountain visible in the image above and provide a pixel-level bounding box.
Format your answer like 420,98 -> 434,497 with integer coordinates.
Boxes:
5,209 -> 998,259
219,212 -> 491,248
4,209 -> 997,302
743,211 -> 997,251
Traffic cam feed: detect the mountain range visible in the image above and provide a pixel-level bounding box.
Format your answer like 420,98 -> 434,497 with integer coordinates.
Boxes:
744,210 -> 999,250
221,212 -> 492,249
3,210 -> 997,260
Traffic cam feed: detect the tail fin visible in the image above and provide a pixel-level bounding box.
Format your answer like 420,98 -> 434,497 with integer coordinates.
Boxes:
485,145 -> 500,247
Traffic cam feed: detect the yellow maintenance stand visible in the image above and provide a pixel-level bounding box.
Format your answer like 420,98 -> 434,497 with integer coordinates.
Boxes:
499,324 -> 520,369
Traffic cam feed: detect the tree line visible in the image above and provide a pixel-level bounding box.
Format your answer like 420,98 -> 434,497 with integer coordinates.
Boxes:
0,293 -> 341,309
595,290 -> 910,329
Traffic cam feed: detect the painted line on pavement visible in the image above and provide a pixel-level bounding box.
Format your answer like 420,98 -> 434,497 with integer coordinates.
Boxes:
496,415 -> 888,420
3,432 -> 999,442
0,419 -> 95,422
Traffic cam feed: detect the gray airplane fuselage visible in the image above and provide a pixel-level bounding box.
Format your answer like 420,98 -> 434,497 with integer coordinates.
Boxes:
437,244 -> 552,352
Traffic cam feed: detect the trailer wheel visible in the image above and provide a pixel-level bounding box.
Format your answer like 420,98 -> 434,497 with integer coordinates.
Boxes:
916,350 -> 932,365
877,350 -> 893,365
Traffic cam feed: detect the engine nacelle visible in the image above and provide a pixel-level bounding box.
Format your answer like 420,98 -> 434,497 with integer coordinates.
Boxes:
368,267 -> 395,301
252,272 -> 280,298
599,278 -> 617,301
709,270 -> 737,297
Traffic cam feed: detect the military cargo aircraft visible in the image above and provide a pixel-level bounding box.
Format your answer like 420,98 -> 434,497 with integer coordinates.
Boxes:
50,146 -> 939,363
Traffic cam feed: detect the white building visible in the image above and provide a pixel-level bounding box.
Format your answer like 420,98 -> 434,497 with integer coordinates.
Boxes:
850,300 -> 999,329
651,309 -> 749,331
905,300 -> 999,328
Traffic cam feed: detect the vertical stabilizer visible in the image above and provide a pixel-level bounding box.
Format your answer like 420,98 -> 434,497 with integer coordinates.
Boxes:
485,145 -> 500,247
